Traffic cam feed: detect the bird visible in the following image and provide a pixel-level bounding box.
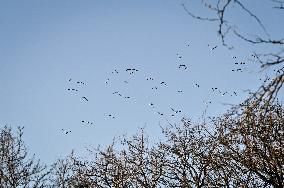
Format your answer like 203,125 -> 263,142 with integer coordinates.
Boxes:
202,100 -> 212,105
112,69 -> 119,74
61,129 -> 71,135
178,65 -> 187,69
76,81 -> 85,85
211,45 -> 217,50
176,53 -> 182,59
105,78 -> 110,84
82,97 -> 89,101
170,107 -> 182,114
149,103 -> 155,109
126,68 -> 138,75
108,114 -> 115,119
69,88 -> 78,91
231,69 -> 242,72
82,120 -> 94,125
146,77 -> 154,81
157,112 -> 164,116
160,81 -> 166,86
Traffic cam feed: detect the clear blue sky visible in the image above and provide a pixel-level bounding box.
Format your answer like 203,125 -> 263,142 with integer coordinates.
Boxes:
0,0 -> 283,163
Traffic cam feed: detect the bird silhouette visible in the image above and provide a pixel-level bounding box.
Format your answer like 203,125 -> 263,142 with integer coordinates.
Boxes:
170,107 -> 182,114
176,53 -> 182,59
211,45 -> 217,50
105,78 -> 110,84
68,88 -> 78,91
160,81 -> 167,86
146,76 -> 154,81
61,129 -> 71,135
82,97 -> 89,101
112,69 -> 119,74
82,120 -> 94,125
108,114 -> 115,119
178,64 -> 187,69
157,112 -> 164,116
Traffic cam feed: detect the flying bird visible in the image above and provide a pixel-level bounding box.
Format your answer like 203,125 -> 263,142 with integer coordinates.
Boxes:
82,120 -> 94,125
108,114 -> 115,119
112,69 -> 119,74
68,88 -> 78,91
157,112 -> 164,116
160,81 -> 166,86
211,45 -> 218,50
61,129 -> 71,135
149,103 -> 154,108
105,78 -> 110,84
170,107 -> 182,114
178,64 -> 187,69
82,97 -> 89,101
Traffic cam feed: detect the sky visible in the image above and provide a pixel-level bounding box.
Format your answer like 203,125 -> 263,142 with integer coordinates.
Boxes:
0,0 -> 283,164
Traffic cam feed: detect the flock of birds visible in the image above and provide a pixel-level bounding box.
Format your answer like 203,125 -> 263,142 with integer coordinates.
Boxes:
61,43 -> 260,135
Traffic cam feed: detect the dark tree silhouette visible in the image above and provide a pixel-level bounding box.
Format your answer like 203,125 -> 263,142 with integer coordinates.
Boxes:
56,100 -> 283,187
0,126 -> 50,188
158,119 -> 215,187
50,156 -> 75,188
3,103 -> 281,187
210,100 -> 284,187
61,130 -> 166,188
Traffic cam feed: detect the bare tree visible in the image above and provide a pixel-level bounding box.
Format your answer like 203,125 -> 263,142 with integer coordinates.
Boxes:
52,100 -> 283,187
63,129 -> 166,188
52,142 -> 133,188
158,119 -> 215,187
50,153 -> 78,188
182,0 -> 284,105
0,126 -> 50,188
211,100 -> 284,187
120,128 -> 166,188
179,4 -> 284,185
